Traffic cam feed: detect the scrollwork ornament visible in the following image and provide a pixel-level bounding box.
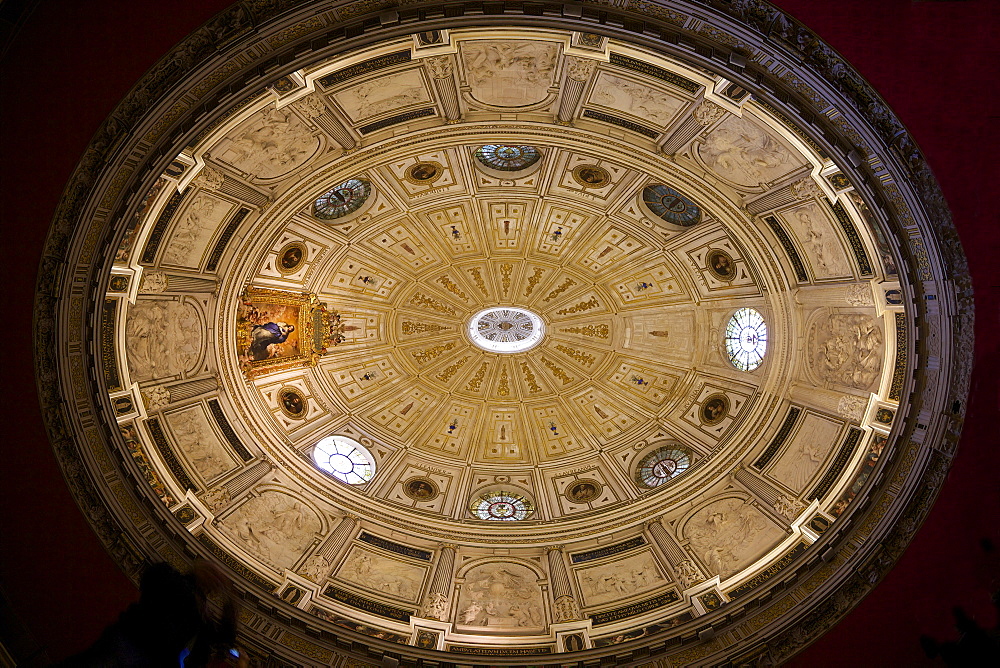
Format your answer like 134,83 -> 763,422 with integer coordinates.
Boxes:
774,494 -> 806,520
425,55 -> 454,80
292,94 -> 327,119
192,165 -> 226,191
693,100 -> 726,126
673,559 -> 706,589
566,56 -> 597,82
553,594 -> 582,622
420,591 -> 449,620
789,177 -> 824,200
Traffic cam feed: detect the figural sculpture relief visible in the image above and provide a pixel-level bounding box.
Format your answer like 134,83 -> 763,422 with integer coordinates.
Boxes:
698,115 -> 798,187
125,299 -> 202,382
577,552 -> 666,606
221,491 -> 320,570
332,70 -> 430,122
684,497 -> 785,578
456,562 -> 545,630
808,314 -> 884,390
335,546 -> 426,603
220,107 -> 318,180
461,41 -> 558,107
786,202 -> 852,278
165,405 -> 238,481
590,73 -> 684,126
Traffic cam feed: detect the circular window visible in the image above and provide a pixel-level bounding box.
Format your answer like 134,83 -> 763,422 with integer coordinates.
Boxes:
470,490 -> 534,521
725,307 -> 768,371
467,307 -> 545,353
474,145 -> 541,171
636,446 -> 691,488
313,178 -> 371,220
641,184 -> 702,226
312,435 -> 375,484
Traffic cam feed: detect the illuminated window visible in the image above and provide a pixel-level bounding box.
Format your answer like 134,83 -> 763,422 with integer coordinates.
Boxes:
474,145 -> 541,171
313,178 -> 370,220
641,184 -> 702,226
725,307 -> 768,371
469,490 -> 534,521
467,307 -> 545,353
312,435 -> 375,484
636,446 -> 691,488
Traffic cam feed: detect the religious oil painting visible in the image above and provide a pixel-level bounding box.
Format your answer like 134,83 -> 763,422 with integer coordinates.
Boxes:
706,249 -> 736,281
278,387 -> 307,418
277,242 -> 307,274
236,287 -> 335,378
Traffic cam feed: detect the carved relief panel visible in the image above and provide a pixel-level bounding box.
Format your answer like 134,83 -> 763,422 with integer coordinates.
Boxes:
574,549 -> 670,608
764,411 -> 846,495
333,544 -> 429,604
454,560 -> 546,632
682,495 -> 786,579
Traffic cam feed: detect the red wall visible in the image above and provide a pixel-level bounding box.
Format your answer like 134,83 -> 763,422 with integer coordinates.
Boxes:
1,1 -> 995,664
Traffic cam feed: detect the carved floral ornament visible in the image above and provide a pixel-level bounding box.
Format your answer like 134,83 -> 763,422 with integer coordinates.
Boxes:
36,2 -> 970,666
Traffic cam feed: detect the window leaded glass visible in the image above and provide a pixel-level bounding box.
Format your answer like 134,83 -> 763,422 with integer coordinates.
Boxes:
469,490 -> 534,521
725,307 -> 768,371
474,145 -> 541,171
313,178 -> 370,220
641,184 -> 702,226
636,446 -> 691,488
312,435 -> 375,484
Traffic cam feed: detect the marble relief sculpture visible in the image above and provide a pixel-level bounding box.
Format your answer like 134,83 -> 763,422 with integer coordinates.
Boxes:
462,41 -> 558,107
221,107 -> 318,179
125,299 -> 201,381
165,405 -> 237,481
591,73 -> 683,125
699,116 -> 797,187
221,492 -> 320,570
299,553 -> 332,582
809,314 -> 883,390
420,591 -> 449,620
684,498 -> 785,578
577,552 -> 666,605
333,71 -> 430,122
336,546 -> 425,602
456,562 -> 545,630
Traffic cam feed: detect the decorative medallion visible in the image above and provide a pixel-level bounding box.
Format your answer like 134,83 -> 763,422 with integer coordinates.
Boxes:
312,178 -> 371,220
641,184 -> 702,226
467,307 -> 545,353
276,241 -> 307,275
635,446 -> 691,488
469,489 -> 534,521
699,393 -> 731,425
312,435 -> 375,485
571,164 -> 610,188
402,476 -> 440,501
277,386 -> 307,418
706,248 -> 736,281
404,161 -> 444,185
565,479 -> 602,503
474,145 -> 541,171
725,308 -> 768,372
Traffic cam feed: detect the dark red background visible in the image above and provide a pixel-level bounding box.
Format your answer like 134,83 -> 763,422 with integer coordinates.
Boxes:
1,1 -> 996,665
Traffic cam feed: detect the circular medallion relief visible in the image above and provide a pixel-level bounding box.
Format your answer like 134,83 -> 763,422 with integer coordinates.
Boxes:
565,479 -> 602,503
572,164 -> 611,188
699,393 -> 731,425
706,248 -> 736,281
405,161 -> 443,184
276,242 -> 307,275
277,387 -> 307,418
467,307 -> 545,353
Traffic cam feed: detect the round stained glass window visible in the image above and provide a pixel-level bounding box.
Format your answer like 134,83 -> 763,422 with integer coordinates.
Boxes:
467,307 -> 545,353
636,446 -> 691,488
470,490 -> 533,521
474,145 -> 541,171
312,435 -> 375,484
725,307 -> 768,371
313,178 -> 370,220
641,184 -> 702,226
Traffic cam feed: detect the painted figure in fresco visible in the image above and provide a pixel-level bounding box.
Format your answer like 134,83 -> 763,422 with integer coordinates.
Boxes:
280,390 -> 305,416
279,246 -> 303,270
249,321 -> 295,360
406,479 -> 436,500
409,163 -> 438,181
568,481 -> 597,502
709,251 -> 735,279
701,396 -> 728,423
576,166 -> 607,185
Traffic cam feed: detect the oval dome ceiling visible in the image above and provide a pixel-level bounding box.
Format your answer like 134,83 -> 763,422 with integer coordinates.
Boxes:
35,1 -> 973,665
